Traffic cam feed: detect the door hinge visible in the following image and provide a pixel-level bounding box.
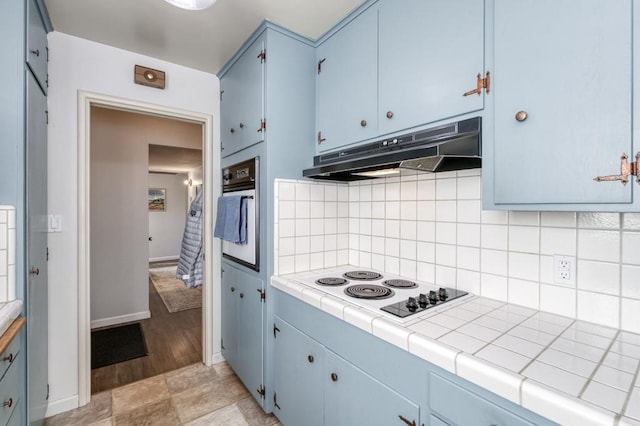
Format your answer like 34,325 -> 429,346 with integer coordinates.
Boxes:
317,58 -> 326,74
257,385 -> 266,399
463,71 -> 490,96
257,119 -> 266,133
594,152 -> 640,186
257,288 -> 265,302
258,50 -> 266,63
317,131 -> 326,144
46,247 -> 49,262
274,392 -> 281,410
273,323 -> 280,338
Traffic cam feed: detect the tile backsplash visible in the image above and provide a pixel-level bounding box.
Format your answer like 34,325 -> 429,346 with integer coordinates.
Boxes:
0,206 -> 16,302
274,171 -> 640,332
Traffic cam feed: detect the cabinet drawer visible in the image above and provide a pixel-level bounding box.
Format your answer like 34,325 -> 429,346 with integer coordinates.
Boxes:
0,336 -> 19,383
430,374 -> 533,426
26,0 -> 48,92
0,355 -> 21,426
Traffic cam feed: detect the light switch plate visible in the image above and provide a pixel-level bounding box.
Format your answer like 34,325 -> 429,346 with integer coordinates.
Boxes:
47,215 -> 62,233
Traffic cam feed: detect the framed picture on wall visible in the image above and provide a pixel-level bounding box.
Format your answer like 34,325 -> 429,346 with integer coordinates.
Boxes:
148,188 -> 166,211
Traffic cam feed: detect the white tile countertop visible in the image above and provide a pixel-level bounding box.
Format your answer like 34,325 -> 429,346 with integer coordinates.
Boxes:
271,268 -> 640,426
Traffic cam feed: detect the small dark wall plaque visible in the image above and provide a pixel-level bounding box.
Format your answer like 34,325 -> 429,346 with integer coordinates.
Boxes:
134,65 -> 166,89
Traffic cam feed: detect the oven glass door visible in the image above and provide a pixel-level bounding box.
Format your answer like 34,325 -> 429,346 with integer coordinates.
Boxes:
222,188 -> 258,270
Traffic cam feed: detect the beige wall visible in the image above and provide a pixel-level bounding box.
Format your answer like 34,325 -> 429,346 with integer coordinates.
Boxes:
148,172 -> 189,261
90,107 -> 201,328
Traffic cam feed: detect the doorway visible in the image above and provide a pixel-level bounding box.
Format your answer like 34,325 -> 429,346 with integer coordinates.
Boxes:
77,92 -> 220,406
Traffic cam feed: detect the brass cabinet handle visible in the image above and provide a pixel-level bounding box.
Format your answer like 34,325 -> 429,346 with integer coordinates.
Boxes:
386,111 -> 394,119
360,120 -> 367,127
30,267 -> 40,276
3,353 -> 13,363
330,373 -> 338,382
398,415 -> 416,426
239,123 -> 244,129
307,355 -> 314,363
317,131 -> 326,144
31,49 -> 39,57
148,236 -> 153,241
230,287 -> 235,292
230,128 -> 235,134
3,398 -> 12,408
515,111 -> 528,122
239,293 -> 244,298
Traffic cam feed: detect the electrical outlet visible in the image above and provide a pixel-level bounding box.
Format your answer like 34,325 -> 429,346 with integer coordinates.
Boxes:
554,255 -> 576,285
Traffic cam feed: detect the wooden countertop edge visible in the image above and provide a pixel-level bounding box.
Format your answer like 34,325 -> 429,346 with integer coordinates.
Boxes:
0,318 -> 25,354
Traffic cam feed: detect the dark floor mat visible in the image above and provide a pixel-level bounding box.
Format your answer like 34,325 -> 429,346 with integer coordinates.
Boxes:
91,323 -> 148,369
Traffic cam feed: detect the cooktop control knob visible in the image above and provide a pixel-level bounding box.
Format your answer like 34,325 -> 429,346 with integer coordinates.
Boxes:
418,293 -> 428,308
428,290 -> 438,304
438,288 -> 448,300
406,297 -> 418,312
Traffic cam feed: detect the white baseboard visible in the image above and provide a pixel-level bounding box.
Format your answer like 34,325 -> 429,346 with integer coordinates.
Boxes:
46,394 -> 79,418
149,256 -> 179,262
211,351 -> 225,365
90,310 -> 151,329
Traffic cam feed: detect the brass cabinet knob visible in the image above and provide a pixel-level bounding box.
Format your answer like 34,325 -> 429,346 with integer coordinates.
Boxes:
3,398 -> 12,408
330,373 -> 338,382
3,353 -> 13,363
230,128 -> 235,134
515,111 -> 528,122
239,293 -> 244,298
230,287 -> 235,292
31,49 -> 39,57
360,120 -> 367,127
239,123 -> 245,129
30,267 -> 39,276
307,355 -> 314,363
386,111 -> 394,119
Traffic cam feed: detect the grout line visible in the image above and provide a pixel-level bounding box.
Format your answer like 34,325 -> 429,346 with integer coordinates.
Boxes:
577,329 -> 621,399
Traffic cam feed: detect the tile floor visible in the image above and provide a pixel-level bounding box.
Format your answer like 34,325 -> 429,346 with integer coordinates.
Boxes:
44,362 -> 281,426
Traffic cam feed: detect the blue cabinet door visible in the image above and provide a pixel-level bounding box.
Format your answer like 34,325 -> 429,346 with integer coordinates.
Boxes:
220,35 -> 265,156
324,349 -> 420,426
235,268 -> 264,406
26,0 -> 47,93
221,264 -> 237,369
487,0 -> 634,209
378,0 -> 484,136
26,70 -> 48,425
273,317 -> 324,426
316,5 -> 378,152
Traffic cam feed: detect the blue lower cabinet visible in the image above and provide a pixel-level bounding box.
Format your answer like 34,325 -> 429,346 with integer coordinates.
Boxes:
429,373 -> 534,426
324,349 -> 419,426
430,415 -> 450,426
221,266 -> 238,370
0,353 -> 21,426
272,315 -> 419,426
273,317 -> 323,426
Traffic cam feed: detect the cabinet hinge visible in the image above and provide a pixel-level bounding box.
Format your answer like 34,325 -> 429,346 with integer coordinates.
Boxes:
46,384 -> 49,401
257,119 -> 266,133
594,152 -> 640,186
221,339 -> 224,350
463,71 -> 490,97
257,385 -> 266,399
274,392 -> 281,410
258,50 -> 266,63
220,90 -> 224,102
273,323 -> 280,338
317,58 -> 326,74
221,268 -> 224,278
257,288 -> 266,302
46,247 -> 49,262
45,110 -> 49,124
317,131 -> 326,145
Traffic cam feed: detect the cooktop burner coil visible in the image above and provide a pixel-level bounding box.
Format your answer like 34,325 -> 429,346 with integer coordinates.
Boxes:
315,277 -> 349,286
382,279 -> 417,289
344,284 -> 394,300
343,271 -> 383,281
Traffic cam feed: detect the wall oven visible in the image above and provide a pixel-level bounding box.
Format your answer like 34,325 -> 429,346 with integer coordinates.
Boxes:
221,157 -> 259,271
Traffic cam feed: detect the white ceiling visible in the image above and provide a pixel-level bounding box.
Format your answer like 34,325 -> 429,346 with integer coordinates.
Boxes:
43,0 -> 366,74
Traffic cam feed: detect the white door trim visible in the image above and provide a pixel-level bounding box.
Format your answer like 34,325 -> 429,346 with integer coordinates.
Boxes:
77,90 -> 218,406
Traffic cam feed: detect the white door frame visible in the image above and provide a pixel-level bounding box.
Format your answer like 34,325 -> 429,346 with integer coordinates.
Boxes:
77,90 -> 220,406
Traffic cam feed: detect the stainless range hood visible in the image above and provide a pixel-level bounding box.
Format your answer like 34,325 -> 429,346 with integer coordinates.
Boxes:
303,117 -> 481,181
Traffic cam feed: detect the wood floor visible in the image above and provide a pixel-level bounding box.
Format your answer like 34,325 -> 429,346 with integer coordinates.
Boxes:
91,264 -> 202,394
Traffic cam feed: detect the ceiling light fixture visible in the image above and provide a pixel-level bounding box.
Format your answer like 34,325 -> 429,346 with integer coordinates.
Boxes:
163,0 -> 216,10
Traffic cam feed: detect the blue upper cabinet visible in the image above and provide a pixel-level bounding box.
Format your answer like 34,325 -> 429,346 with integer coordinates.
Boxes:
484,0 -> 637,211
220,35 -> 265,157
316,4 -> 378,152
378,0 -> 484,136
26,0 -> 48,93
316,0 -> 486,154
